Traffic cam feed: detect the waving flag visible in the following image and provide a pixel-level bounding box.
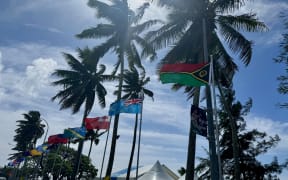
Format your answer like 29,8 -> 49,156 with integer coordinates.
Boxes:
8,158 -> 25,167
109,99 -> 142,116
64,127 -> 87,139
48,134 -> 68,144
36,144 -> 49,153
85,116 -> 110,130
30,149 -> 42,156
191,105 -> 208,137
160,63 -> 210,86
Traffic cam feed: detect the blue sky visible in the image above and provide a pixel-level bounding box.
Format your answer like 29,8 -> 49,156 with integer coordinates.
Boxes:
0,0 -> 287,178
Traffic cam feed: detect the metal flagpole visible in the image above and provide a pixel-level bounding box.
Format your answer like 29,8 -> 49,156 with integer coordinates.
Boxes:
99,116 -> 112,179
203,18 -> 220,180
210,55 -> 223,179
136,91 -> 144,179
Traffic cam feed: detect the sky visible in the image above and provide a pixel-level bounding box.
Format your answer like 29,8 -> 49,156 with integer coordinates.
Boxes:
0,0 -> 287,178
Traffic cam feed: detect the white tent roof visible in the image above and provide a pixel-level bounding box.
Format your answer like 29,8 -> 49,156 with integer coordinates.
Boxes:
138,161 -> 175,180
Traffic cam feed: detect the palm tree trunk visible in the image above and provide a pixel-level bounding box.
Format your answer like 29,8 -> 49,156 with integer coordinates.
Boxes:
218,85 -> 240,180
126,113 -> 139,179
186,87 -> 200,180
72,112 -> 88,179
88,138 -> 93,159
106,48 -> 125,177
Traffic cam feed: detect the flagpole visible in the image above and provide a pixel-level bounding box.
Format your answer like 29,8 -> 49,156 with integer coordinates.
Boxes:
136,91 -> 144,179
203,18 -> 220,180
210,55 -> 223,180
100,117 -> 112,179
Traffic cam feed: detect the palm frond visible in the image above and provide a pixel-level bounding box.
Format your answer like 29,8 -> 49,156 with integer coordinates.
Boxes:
133,2 -> 150,24
218,20 -> 253,65
62,53 -> 87,73
76,24 -> 115,39
88,0 -> 124,23
132,20 -> 162,35
217,14 -> 268,32
92,36 -> 117,58
213,0 -> 246,13
133,34 -> 157,61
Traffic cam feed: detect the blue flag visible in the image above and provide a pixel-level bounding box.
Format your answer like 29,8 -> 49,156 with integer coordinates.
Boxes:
109,99 -> 142,116
64,127 -> 87,139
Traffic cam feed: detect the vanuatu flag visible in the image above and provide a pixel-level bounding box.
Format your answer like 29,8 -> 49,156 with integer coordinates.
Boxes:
159,63 -> 210,86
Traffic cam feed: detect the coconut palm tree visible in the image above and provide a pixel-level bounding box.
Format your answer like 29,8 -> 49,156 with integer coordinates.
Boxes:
76,0 -> 159,176
51,47 -> 114,179
10,111 -> 45,160
147,0 -> 268,179
114,68 -> 153,179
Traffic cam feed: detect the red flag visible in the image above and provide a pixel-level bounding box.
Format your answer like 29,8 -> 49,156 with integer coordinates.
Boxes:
48,134 -> 68,144
85,116 -> 110,130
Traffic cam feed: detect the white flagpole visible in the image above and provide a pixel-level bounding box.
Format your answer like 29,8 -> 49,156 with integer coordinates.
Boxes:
210,55 -> 223,180
136,91 -> 144,179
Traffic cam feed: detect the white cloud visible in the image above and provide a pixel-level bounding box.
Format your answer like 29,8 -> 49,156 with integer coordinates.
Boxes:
22,58 -> 57,96
238,0 -> 288,27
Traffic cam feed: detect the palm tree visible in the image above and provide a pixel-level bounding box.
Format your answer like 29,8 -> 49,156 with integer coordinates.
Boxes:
114,69 -> 153,179
51,47 -> 114,179
76,0 -> 159,176
147,0 -> 268,179
10,111 -> 45,160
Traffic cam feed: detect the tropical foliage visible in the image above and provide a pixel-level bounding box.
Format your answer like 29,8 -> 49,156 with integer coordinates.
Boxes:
195,89 -> 288,179
51,47 -> 113,178
116,68 -> 153,179
274,12 -> 288,108
76,0 -> 159,176
10,111 -> 45,160
51,47 -> 114,117
149,1 -> 268,179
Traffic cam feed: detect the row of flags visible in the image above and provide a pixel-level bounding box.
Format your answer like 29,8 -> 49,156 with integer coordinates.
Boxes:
46,98 -> 143,144
47,116 -> 110,145
8,98 -> 143,167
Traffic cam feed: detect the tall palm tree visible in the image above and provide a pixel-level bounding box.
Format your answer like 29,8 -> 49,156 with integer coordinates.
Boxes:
147,0 -> 268,179
115,69 -> 153,179
10,111 -> 45,160
51,47 -> 114,179
76,0 -> 159,176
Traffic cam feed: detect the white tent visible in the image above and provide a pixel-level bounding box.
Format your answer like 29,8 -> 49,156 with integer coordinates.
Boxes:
104,160 -> 179,180
138,161 -> 175,180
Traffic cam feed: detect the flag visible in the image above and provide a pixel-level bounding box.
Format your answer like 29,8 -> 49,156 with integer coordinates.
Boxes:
160,63 -> 210,86
85,116 -> 110,130
63,127 -> 87,139
48,134 -> 68,144
30,149 -> 42,156
108,99 -> 142,116
23,151 -> 31,157
191,105 -> 208,137
36,144 -> 49,153
8,158 -> 25,166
